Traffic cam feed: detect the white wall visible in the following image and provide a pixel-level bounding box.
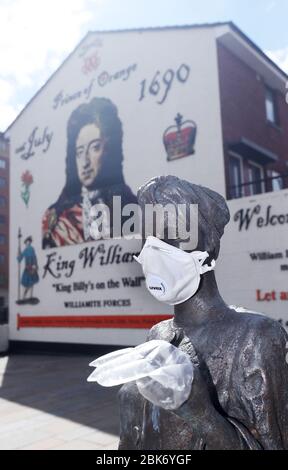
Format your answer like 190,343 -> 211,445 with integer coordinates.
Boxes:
8,27 -> 225,345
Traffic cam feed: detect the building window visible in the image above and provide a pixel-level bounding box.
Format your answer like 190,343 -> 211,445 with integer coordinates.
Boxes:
0,254 -> 4,264
0,140 -> 7,154
0,196 -> 5,208
0,215 -> 6,225
0,177 -> 5,188
0,159 -> 6,170
0,235 -> 6,245
229,155 -> 243,199
0,274 -> 5,286
270,170 -> 283,192
247,162 -> 264,196
265,88 -> 278,125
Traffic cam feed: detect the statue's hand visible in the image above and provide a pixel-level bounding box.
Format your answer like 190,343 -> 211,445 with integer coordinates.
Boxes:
170,363 -> 214,425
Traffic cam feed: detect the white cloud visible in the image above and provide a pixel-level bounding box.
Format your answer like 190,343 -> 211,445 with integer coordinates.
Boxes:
0,77 -> 21,131
0,0 -> 105,131
0,78 -> 14,103
266,47 -> 288,74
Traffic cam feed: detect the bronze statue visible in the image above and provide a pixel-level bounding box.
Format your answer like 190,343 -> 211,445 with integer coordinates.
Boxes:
118,175 -> 288,450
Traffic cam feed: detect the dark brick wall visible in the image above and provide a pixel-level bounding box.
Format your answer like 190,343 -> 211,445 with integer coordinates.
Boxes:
217,42 -> 288,198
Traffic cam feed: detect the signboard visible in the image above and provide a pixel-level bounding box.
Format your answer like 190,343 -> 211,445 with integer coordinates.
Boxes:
9,27 -> 225,345
217,190 -> 288,330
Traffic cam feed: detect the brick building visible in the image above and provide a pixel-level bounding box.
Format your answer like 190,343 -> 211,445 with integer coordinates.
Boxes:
217,24 -> 288,199
0,132 -> 9,311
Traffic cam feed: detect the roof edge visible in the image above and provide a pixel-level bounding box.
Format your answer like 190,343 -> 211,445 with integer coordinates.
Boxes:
227,21 -> 288,81
87,21 -> 231,35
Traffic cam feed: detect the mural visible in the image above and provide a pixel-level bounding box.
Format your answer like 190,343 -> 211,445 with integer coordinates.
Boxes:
9,29 -> 229,345
21,170 -> 33,207
163,113 -> 197,161
42,97 -> 137,248
16,229 -> 40,305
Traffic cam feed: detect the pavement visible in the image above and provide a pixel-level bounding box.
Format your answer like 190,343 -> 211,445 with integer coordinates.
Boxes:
0,352 -> 120,450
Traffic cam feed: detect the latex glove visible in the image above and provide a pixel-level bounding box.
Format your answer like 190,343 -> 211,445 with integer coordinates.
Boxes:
87,340 -> 194,410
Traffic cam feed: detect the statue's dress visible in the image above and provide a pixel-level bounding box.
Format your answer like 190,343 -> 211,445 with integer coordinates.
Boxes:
118,309 -> 288,450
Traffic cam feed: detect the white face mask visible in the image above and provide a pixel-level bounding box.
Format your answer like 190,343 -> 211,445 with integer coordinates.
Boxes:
134,236 -> 215,306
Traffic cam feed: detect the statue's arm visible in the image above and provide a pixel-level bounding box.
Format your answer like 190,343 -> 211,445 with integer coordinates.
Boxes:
237,319 -> 288,449
147,321 -> 249,449
118,382 -> 145,450
117,323 -> 169,450
171,364 -> 249,450
117,321 -> 264,450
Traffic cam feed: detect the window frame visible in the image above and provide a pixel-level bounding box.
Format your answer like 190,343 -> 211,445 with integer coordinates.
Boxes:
265,87 -> 279,126
229,152 -> 244,199
270,170 -> 284,192
247,160 -> 265,196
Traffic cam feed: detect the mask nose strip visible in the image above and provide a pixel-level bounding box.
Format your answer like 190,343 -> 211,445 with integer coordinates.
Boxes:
150,245 -> 171,254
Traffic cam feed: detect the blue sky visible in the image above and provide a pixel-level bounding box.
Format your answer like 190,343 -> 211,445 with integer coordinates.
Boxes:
1,0 -> 287,131
92,0 -> 287,50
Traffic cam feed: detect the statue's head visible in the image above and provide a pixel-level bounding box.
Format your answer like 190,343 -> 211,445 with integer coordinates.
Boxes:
137,175 -> 230,261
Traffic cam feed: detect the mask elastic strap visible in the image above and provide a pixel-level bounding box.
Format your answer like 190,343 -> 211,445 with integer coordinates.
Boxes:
201,259 -> 216,274
196,251 -> 216,274
133,255 -> 141,264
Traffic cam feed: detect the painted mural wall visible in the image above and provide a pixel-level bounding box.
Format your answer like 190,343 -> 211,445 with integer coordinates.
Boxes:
8,27 -> 232,345
218,189 -> 288,330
